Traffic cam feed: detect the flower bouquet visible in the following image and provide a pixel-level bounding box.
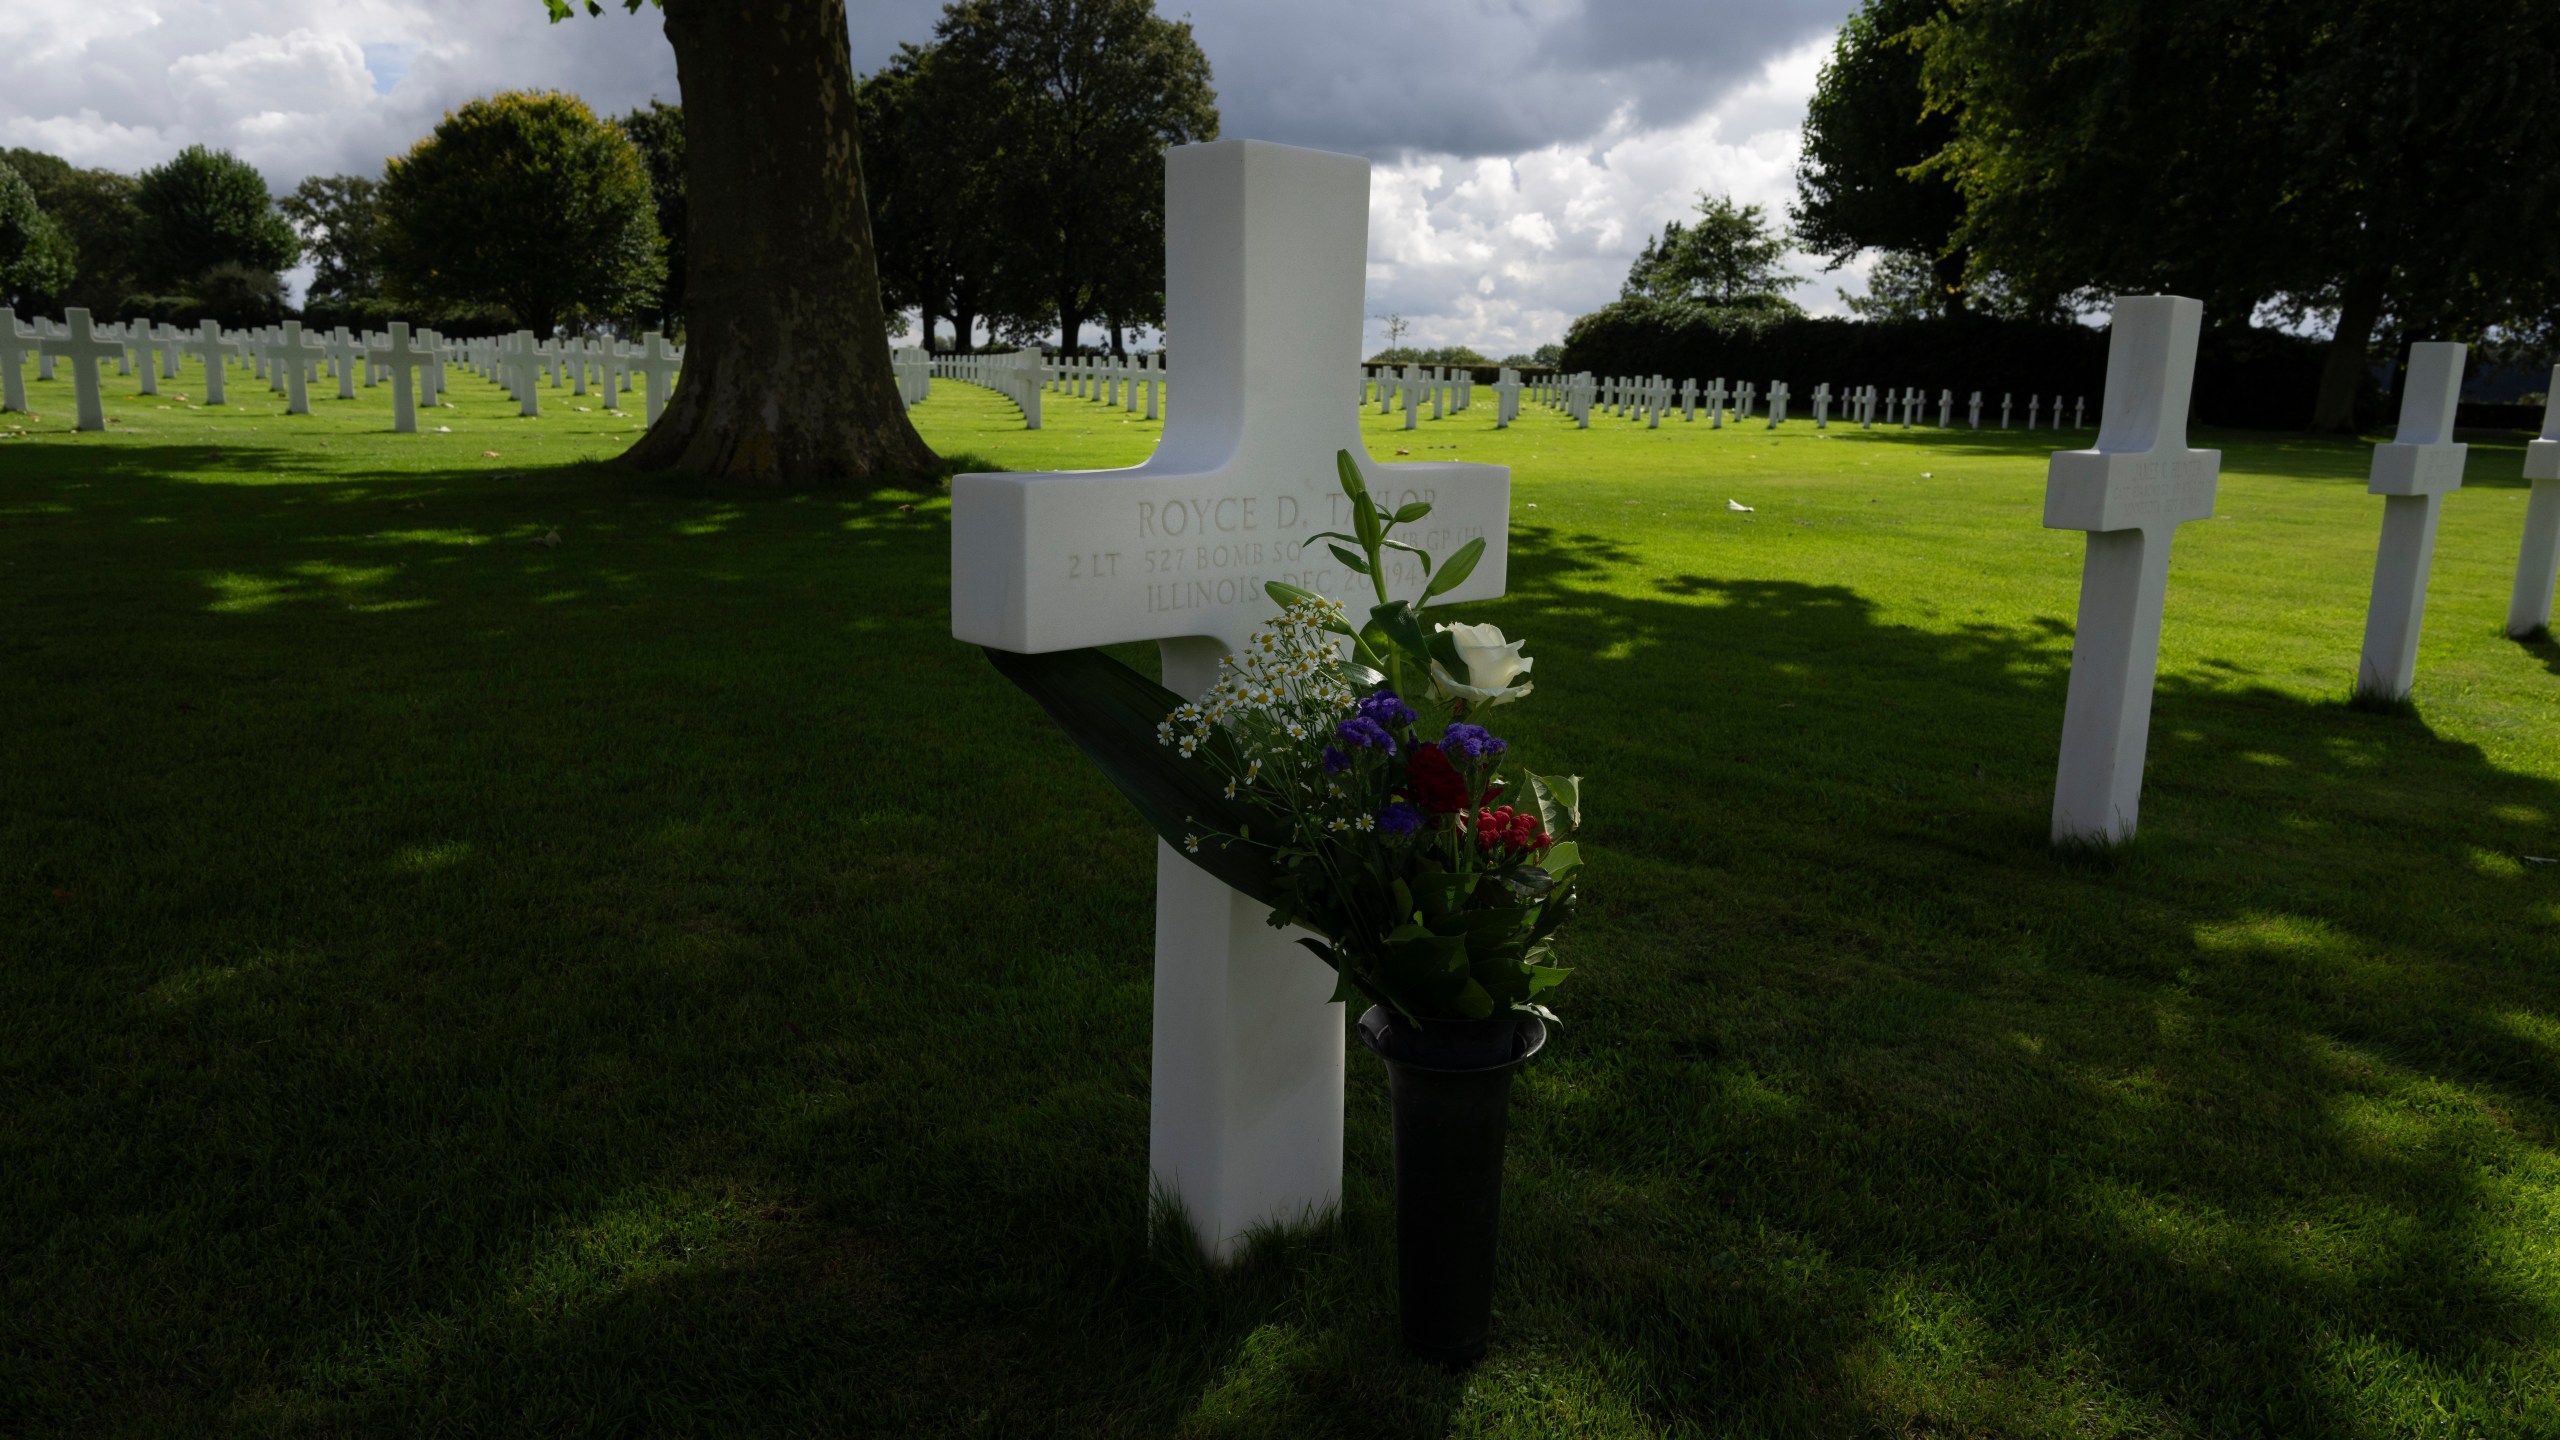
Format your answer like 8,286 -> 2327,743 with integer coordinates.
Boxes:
1158,452 -> 1582,1034
978,449 -> 1584,1366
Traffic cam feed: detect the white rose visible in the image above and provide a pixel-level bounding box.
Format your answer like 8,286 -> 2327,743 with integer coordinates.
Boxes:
1429,621 -> 1534,706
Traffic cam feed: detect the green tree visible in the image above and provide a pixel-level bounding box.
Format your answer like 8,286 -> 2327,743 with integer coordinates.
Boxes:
277,174 -> 385,303
1915,0 -> 2560,430
380,90 -> 664,337
858,42 -> 1021,352
932,0 -> 1219,352
1622,194 -> 1803,314
1839,248 -> 1941,321
614,100 -> 688,334
133,145 -> 300,293
1792,0 -> 1965,315
0,159 -> 77,307
6,149 -> 145,314
544,0 -> 935,485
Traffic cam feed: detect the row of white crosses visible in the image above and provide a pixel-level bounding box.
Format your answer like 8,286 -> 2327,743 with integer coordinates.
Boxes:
1363,364 -> 1475,432
923,349 -> 1046,429
2351,345 -> 2560,686
1048,351 -> 1166,421
2043,301 -> 2560,845
2,306 -> 684,432
1515,370 -> 2091,438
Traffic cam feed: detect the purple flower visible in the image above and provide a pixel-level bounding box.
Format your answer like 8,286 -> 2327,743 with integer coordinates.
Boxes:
1377,801 -> 1423,837
1441,722 -> 1507,762
1356,689 -> 1417,729
1322,745 -> 1351,774
1335,715 -> 1396,753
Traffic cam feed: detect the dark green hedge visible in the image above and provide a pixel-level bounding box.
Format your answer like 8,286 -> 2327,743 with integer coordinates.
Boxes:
1558,298 -> 2372,432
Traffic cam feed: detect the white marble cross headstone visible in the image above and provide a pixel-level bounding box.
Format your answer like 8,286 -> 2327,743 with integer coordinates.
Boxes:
952,140 -> 1511,1261
274,321 -> 328,416
506,332 -> 543,417
2507,369 -> 2560,637
2002,393 -> 2013,429
2356,342 -> 2467,701
125,319 -> 158,396
327,328 -> 361,400
633,332 -> 682,425
180,321 -> 229,406
2043,295 -> 2219,845
1969,390 -> 1982,429
371,322 -> 432,433
39,308 -> 124,431
0,308 -> 33,413
1814,382 -> 1831,429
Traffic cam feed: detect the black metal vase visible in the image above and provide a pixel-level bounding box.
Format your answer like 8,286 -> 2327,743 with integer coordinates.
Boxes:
1357,1004 -> 1548,1368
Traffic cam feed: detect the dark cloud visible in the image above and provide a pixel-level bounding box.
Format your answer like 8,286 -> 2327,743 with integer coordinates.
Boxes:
848,0 -> 1846,159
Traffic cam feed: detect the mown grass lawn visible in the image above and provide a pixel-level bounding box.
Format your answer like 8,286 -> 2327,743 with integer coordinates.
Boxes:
4,358 -> 2557,1438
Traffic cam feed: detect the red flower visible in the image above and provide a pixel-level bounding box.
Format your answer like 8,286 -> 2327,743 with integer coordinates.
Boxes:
1405,743 -> 1471,814
1473,805 -> 1551,859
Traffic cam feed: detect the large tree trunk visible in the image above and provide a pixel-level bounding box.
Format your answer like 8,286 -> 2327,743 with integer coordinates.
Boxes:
626,0 -> 936,484
2310,267 -> 2390,434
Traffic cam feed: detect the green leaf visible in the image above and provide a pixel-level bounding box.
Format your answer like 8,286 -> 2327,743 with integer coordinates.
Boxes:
1390,502 -> 1434,525
1367,600 -> 1431,668
1539,841 -> 1582,879
1447,979 -> 1497,1020
1303,530 -> 1359,548
1353,494 -> 1383,555
1495,865 -> 1557,900
1528,772 -> 1583,835
1421,536 -> 1486,600
1380,537 -> 1434,574
1381,932 -> 1470,995
1411,871 -> 1475,924
1265,580 -> 1322,609
1328,544 -> 1372,576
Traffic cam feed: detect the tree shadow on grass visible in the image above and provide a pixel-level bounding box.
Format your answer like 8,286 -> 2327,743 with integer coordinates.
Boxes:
5,454 -> 2558,1436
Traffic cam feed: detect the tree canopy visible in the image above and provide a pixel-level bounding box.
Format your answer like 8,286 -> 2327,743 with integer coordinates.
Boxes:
277,175 -> 385,304
1882,0 -> 2560,427
1621,194 -> 1803,315
614,100 -> 688,335
380,90 -> 664,336
0,159 -> 77,308
133,145 -> 300,293
1,150 -> 144,315
1792,0 -> 1965,315
924,0 -> 1219,352
858,41 -> 1019,351
1840,249 -> 1941,323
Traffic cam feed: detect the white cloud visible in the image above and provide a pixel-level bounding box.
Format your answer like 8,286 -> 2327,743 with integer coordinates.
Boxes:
1,0 -> 1860,343
1361,34 -> 1848,355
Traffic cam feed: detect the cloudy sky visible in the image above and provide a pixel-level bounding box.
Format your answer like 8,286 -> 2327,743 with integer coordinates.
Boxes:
0,0 -> 1870,351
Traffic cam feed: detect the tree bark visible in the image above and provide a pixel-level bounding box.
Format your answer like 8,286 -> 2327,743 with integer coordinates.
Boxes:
626,0 -> 936,484
2310,267 -> 2390,434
